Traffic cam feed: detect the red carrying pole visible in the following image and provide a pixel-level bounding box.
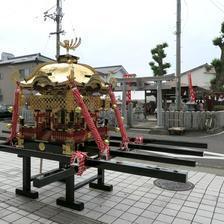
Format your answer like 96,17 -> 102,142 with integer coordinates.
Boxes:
108,86 -> 129,149
71,86 -> 110,159
8,81 -> 21,143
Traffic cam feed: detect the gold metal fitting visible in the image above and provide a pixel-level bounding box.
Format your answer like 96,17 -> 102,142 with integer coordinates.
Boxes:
6,123 -> 12,129
16,132 -> 22,138
39,142 -> 45,151
21,94 -> 25,100
115,127 -> 120,133
8,106 -> 13,113
60,38 -> 81,54
112,104 -> 117,109
75,107 -> 82,113
87,132 -> 92,139
67,59 -> 73,64
104,139 -> 110,145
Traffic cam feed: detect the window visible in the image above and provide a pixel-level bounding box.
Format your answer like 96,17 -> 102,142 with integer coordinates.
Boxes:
19,69 -> 25,80
0,73 -> 3,80
19,68 -> 30,80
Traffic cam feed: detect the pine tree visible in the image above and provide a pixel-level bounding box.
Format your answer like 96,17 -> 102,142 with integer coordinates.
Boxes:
149,43 -> 171,76
211,22 -> 224,91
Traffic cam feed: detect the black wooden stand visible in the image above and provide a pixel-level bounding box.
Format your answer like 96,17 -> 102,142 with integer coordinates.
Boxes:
16,156 -> 38,199
56,168 -> 84,210
0,137 -> 206,212
89,168 -> 113,191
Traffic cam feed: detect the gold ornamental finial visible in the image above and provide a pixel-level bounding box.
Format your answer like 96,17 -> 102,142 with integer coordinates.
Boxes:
60,38 -> 81,54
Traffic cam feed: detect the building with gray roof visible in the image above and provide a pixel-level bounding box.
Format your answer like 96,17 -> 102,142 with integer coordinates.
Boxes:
0,53 -> 54,104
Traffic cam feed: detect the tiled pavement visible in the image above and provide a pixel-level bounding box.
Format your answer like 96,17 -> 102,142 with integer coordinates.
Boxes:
0,152 -> 223,224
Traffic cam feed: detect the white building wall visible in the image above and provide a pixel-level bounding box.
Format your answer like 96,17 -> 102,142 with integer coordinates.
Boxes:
181,66 -> 215,90
0,62 -> 38,105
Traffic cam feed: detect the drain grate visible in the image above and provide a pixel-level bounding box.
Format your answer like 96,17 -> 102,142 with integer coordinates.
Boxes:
154,179 -> 194,191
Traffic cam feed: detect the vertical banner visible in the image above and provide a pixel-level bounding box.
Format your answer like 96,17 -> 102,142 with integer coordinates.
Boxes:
188,73 -> 196,102
123,74 -> 134,105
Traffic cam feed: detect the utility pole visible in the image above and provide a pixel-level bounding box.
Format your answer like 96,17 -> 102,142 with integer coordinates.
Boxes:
176,0 -> 181,111
55,0 -> 62,58
44,0 -> 64,59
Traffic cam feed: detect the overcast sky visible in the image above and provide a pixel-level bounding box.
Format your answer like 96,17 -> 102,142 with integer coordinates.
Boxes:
0,0 -> 224,77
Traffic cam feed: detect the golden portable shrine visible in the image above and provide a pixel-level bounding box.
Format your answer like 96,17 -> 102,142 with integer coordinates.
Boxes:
16,50 -> 112,156
0,40 -> 206,210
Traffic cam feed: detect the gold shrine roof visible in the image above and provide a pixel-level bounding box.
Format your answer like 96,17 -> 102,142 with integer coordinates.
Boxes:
20,62 -> 108,91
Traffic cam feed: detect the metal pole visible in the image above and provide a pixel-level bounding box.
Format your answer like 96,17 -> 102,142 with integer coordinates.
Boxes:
44,0 -> 63,59
176,0 -> 181,111
39,158 -> 43,174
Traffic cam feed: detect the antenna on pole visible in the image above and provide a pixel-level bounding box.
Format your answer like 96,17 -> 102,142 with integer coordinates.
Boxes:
176,0 -> 181,111
44,0 -> 64,60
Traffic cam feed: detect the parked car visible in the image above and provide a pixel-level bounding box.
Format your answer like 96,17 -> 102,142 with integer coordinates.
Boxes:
0,104 -> 12,118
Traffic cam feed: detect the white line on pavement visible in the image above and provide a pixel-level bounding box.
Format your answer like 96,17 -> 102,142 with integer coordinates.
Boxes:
200,130 -> 224,138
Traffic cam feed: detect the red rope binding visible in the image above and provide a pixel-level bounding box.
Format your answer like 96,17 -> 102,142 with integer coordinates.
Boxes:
71,86 -> 110,159
8,81 -> 21,144
70,151 -> 87,176
108,86 -> 129,150
134,136 -> 143,144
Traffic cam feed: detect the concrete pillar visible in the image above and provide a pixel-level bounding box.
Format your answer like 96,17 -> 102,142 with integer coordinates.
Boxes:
216,111 -> 224,128
121,80 -> 127,124
162,111 -> 165,127
199,111 -> 206,130
127,103 -> 133,128
192,111 -> 200,130
144,90 -> 147,119
156,80 -> 163,127
164,111 -> 169,128
169,111 -> 175,127
184,111 -> 192,130
174,111 -> 179,127
179,111 -> 184,127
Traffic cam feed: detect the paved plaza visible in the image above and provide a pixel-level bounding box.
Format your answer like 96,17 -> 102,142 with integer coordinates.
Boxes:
0,149 -> 223,224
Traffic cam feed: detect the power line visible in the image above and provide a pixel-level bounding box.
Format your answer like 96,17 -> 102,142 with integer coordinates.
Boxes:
44,4 -> 56,15
182,0 -> 189,33
210,0 -> 224,14
216,0 -> 224,8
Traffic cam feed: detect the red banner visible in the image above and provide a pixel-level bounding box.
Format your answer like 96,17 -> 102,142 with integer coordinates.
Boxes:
123,74 -> 134,104
188,73 -> 196,102
108,86 -> 129,150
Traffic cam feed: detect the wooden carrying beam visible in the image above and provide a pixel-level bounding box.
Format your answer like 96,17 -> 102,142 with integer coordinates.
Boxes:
86,158 -> 187,183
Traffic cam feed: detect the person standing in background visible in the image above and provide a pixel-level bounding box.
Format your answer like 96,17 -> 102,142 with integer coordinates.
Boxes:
199,100 -> 204,111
